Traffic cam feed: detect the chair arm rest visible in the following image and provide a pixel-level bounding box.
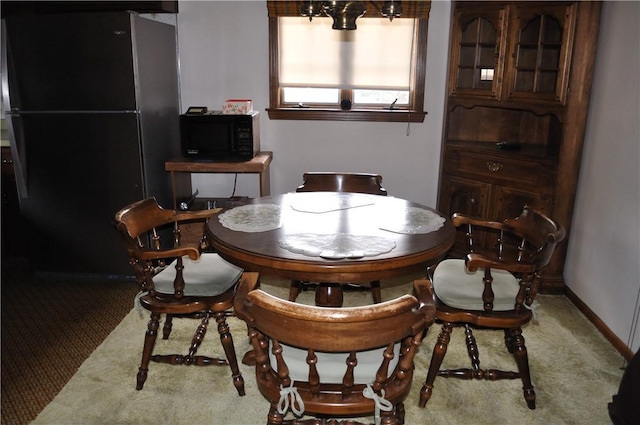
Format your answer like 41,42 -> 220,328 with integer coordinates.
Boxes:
135,245 -> 201,261
413,279 -> 436,326
172,208 -> 222,223
465,253 -> 538,274
233,272 -> 260,322
452,213 -> 506,231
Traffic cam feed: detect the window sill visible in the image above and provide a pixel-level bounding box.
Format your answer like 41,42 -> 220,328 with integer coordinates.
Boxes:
266,108 -> 427,123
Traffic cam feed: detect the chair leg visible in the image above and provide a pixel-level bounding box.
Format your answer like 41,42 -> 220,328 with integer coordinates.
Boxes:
419,322 -> 453,407
137,312 -> 160,390
508,327 -> 536,409
380,404 -> 402,425
504,328 -> 514,353
185,311 -> 210,364
162,314 -> 174,340
398,401 -> 406,425
151,313 -> 227,366
266,403 -> 285,425
289,280 -> 302,302
464,324 -> 481,377
216,311 -> 245,396
371,280 -> 382,304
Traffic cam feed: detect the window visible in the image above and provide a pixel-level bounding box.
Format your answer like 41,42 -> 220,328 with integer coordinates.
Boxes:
266,1 -> 431,122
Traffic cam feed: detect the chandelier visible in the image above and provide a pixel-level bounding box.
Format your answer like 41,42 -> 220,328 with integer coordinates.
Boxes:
300,1 -> 403,30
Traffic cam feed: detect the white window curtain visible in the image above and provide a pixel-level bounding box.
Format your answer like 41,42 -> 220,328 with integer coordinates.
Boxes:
279,17 -> 415,90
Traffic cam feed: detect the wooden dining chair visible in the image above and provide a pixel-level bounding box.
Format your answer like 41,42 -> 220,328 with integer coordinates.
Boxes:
290,172 -> 388,304
419,206 -> 565,410
113,197 -> 252,396
295,172 -> 388,196
234,272 -> 436,425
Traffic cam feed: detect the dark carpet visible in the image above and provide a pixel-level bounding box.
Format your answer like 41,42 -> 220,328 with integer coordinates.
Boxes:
1,258 -> 138,425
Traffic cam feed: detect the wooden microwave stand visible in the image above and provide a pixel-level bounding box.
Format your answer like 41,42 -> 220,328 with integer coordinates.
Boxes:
165,151 -> 272,210
165,152 -> 273,246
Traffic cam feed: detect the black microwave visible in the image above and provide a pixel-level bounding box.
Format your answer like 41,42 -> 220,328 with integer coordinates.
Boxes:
179,111 -> 260,161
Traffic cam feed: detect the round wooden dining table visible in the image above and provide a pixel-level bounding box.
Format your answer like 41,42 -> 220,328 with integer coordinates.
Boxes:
206,192 -> 455,306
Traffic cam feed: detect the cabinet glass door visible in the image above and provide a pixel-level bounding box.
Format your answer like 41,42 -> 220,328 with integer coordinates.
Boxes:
449,7 -> 507,100
505,3 -> 576,104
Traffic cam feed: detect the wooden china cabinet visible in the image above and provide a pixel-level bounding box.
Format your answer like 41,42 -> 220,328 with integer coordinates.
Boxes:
437,1 -> 602,292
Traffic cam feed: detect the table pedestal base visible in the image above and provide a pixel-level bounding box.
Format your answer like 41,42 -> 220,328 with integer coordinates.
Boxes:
315,283 -> 344,307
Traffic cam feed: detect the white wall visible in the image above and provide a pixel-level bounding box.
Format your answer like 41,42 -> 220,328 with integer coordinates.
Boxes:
177,0 -> 450,206
564,1 -> 640,353
177,1 -> 640,353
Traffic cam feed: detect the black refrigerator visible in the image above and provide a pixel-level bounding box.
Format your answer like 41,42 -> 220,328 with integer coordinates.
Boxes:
1,11 -> 181,277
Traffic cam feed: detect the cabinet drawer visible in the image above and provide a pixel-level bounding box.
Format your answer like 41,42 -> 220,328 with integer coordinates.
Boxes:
444,148 -> 553,189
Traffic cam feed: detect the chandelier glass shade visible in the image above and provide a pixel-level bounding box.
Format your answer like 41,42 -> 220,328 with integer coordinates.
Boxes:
300,1 -> 402,30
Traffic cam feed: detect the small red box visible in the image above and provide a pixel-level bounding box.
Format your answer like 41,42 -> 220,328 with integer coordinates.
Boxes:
223,99 -> 253,114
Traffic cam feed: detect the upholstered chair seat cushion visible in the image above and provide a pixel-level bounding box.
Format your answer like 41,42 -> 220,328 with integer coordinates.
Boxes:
432,259 -> 520,311
271,343 -> 401,384
153,253 -> 243,297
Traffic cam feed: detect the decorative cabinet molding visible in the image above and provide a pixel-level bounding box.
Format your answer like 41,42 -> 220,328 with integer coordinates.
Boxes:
448,4 -> 508,101
504,2 -> 576,104
448,1 -> 577,106
437,1 -> 602,293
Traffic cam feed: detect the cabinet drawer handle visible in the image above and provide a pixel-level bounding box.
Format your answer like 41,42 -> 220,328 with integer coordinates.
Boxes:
486,161 -> 503,172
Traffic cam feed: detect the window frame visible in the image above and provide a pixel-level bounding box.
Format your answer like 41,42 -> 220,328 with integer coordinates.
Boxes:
267,14 -> 429,123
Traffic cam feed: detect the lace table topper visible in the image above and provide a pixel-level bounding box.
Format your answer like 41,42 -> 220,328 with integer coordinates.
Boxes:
380,207 -> 446,234
289,193 -> 375,213
218,201 -> 444,237
278,233 -> 396,259
218,204 -> 282,232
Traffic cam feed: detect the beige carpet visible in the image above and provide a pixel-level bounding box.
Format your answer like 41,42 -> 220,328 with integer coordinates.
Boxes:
30,275 -> 624,425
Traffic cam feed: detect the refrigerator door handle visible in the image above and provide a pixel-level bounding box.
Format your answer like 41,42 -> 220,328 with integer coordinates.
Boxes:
2,22 -> 28,201
1,20 -> 8,114
4,113 -> 29,201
